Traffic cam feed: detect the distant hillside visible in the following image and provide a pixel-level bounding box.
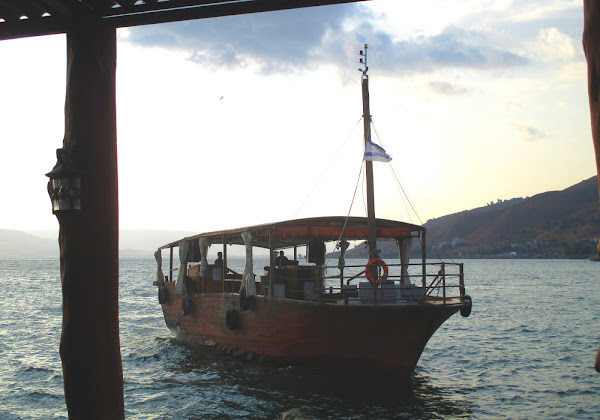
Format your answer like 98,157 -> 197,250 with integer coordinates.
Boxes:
0,230 -> 58,258
424,176 -> 599,258
0,229 -> 195,258
345,176 -> 600,259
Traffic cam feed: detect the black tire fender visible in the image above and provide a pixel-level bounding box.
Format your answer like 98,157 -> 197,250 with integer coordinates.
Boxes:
239,289 -> 253,311
158,287 -> 167,305
460,295 -> 472,318
226,309 -> 239,330
182,297 -> 192,316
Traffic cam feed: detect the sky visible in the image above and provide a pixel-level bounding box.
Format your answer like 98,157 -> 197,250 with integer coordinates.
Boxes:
0,0 -> 596,234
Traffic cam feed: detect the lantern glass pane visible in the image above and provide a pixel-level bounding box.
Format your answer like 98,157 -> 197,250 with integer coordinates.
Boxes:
58,197 -> 71,211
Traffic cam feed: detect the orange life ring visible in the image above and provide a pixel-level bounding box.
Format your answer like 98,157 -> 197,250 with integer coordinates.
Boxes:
365,258 -> 388,285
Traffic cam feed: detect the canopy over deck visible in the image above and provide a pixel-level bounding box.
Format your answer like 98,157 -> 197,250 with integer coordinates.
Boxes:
0,0 -> 361,40
159,216 -> 425,250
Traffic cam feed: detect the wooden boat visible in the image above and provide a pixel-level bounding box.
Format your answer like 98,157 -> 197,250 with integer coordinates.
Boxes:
152,45 -> 471,376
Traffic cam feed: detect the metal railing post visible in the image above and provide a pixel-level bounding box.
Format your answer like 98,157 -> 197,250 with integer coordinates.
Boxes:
169,247 -> 173,282
459,263 -> 465,299
421,232 -> 426,288
441,262 -> 446,304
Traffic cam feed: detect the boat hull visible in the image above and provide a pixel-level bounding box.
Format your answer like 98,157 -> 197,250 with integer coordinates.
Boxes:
159,283 -> 461,376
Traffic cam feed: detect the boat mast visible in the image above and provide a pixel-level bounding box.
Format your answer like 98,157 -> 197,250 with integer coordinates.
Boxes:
360,45 -> 377,257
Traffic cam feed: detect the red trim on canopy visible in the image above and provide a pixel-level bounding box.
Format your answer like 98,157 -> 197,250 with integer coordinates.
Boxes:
263,226 -> 412,240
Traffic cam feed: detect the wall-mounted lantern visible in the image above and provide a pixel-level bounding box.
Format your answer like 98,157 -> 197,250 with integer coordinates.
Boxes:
46,147 -> 83,215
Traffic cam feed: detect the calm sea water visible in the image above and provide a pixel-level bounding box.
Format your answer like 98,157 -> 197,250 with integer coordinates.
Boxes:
1,258 -> 599,419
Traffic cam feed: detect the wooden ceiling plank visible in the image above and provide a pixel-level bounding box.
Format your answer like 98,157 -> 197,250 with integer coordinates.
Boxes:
108,0 -> 246,16
0,1 -> 24,21
0,17 -> 66,40
0,14 -> 17,24
105,0 -> 362,27
13,0 -> 54,19
84,0 -> 112,12
115,0 -> 138,7
37,0 -> 79,15
28,0 -> 95,19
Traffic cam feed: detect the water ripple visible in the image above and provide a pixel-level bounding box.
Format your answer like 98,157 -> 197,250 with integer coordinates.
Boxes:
1,258 -> 600,418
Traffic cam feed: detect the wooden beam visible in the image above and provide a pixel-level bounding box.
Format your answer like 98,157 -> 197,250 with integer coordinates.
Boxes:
57,20 -> 124,418
0,0 -> 365,40
105,0 -> 362,28
583,0 -> 600,375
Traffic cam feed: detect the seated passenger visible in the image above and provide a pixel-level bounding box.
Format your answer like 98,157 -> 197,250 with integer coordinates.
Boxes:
275,251 -> 290,269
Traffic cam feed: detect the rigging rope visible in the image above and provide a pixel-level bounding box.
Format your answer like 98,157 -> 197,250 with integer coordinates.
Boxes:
432,243 -> 456,264
292,117 -> 363,219
371,119 -> 424,226
388,166 -> 424,226
333,159 -> 365,254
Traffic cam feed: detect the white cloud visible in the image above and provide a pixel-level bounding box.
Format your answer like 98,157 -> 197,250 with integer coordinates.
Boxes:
428,80 -> 468,96
123,4 -> 528,76
511,122 -> 548,142
507,0 -> 581,23
559,61 -> 586,80
505,101 -> 524,110
533,27 -> 576,62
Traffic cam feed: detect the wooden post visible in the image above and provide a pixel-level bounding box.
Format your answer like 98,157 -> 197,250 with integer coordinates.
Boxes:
583,0 -> 600,258
56,22 -> 124,418
583,0 -> 600,374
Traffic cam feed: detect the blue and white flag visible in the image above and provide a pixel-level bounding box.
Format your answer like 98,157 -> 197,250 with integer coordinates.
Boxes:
364,141 -> 392,162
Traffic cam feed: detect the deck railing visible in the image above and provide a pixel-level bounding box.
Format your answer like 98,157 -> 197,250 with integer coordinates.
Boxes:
315,261 -> 464,305
166,259 -> 464,305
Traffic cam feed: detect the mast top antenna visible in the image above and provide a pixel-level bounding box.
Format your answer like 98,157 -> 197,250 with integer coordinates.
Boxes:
359,44 -> 368,78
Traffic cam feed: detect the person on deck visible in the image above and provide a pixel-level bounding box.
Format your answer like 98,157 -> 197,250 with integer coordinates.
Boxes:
214,252 -> 224,267
214,251 -> 240,276
275,250 -> 289,269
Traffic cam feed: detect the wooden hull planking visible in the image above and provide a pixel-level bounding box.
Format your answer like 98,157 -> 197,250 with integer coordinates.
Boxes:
159,282 -> 460,376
